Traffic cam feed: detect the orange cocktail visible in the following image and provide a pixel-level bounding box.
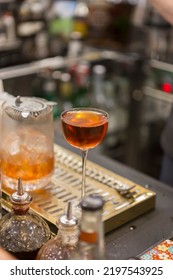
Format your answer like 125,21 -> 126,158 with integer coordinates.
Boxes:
1,127 -> 54,191
61,108 -> 109,200
61,109 -> 108,150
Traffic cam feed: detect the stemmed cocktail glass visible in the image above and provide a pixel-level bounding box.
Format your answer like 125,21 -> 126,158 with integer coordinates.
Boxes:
61,108 -> 109,202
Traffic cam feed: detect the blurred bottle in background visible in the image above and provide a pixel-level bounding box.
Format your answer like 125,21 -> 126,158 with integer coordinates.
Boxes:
144,5 -> 173,62
91,64 -> 129,148
15,0 -> 50,62
72,60 -> 91,107
59,72 -> 75,110
32,68 -> 62,119
109,0 -> 137,45
67,31 -> 84,58
87,0 -> 111,45
48,0 -> 76,56
73,0 -> 89,39
2,11 -> 16,42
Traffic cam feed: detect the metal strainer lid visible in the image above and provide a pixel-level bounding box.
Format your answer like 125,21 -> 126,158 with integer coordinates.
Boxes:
3,96 -> 53,121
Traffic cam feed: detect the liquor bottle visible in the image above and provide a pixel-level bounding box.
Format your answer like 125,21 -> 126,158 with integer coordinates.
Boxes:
59,72 -> 75,110
15,0 -> 51,61
73,0 -> 89,39
41,68 -> 62,119
87,0 -> 112,44
73,60 -> 91,107
67,31 -> 84,58
48,0 -> 76,56
70,195 -> 106,260
32,68 -> 62,119
2,11 -> 16,41
91,64 -> 128,147
36,201 -> 79,260
0,178 -> 51,260
109,0 -> 136,45
91,64 -> 107,108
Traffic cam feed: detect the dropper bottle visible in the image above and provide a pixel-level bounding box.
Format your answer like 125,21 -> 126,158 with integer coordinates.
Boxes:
36,201 -> 79,260
0,178 -> 51,259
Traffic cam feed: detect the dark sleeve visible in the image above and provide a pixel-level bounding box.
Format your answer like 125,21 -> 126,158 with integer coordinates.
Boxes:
161,107 -> 173,158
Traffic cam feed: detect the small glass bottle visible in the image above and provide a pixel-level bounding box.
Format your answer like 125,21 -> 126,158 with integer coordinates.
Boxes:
70,195 -> 106,260
91,64 -> 128,147
59,72 -> 75,110
92,64 -> 107,108
0,178 -> 51,260
73,60 -> 91,108
87,0 -> 112,42
73,0 -> 89,39
36,201 -> 79,260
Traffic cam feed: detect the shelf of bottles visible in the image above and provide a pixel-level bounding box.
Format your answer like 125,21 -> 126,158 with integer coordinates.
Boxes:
0,0 -> 139,68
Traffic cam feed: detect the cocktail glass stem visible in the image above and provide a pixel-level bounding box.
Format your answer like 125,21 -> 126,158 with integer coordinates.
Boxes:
81,149 -> 88,199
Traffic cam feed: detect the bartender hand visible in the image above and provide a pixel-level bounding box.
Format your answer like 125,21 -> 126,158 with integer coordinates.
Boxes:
150,0 -> 173,24
0,247 -> 16,260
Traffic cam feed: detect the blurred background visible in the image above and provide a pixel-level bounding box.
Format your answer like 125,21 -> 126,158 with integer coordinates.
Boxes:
1,0 -> 173,182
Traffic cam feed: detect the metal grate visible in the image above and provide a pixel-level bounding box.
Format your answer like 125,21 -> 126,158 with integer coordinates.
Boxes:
2,144 -> 156,234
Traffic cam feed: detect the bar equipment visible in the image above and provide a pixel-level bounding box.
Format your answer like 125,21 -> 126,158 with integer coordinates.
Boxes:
1,95 -> 54,191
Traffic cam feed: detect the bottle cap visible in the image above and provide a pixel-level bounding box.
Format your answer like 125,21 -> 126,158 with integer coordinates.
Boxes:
81,195 -> 104,211
11,178 -> 32,205
58,201 -> 78,227
93,65 -> 106,75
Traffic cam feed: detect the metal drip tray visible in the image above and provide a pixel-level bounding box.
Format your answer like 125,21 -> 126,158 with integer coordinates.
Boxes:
2,144 -> 156,234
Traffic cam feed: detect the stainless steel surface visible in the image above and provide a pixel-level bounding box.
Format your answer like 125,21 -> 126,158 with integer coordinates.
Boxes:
143,86 -> 173,103
150,59 -> 173,73
0,49 -> 138,80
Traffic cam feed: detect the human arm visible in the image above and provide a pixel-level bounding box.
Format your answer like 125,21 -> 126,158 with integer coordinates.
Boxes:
0,247 -> 16,260
149,0 -> 173,24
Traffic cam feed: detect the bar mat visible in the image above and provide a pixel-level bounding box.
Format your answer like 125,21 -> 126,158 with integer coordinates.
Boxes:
2,144 -> 156,234
138,237 -> 173,260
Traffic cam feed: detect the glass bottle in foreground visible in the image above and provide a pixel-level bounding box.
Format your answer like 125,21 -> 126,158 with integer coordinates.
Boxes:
70,195 -> 106,260
0,178 -> 51,260
36,201 -> 79,260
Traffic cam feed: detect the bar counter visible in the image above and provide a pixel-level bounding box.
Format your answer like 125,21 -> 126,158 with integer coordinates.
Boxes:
1,122 -> 173,260
55,127 -> 173,260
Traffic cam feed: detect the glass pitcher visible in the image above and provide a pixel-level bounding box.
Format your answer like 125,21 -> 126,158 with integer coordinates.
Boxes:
1,96 -> 54,191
